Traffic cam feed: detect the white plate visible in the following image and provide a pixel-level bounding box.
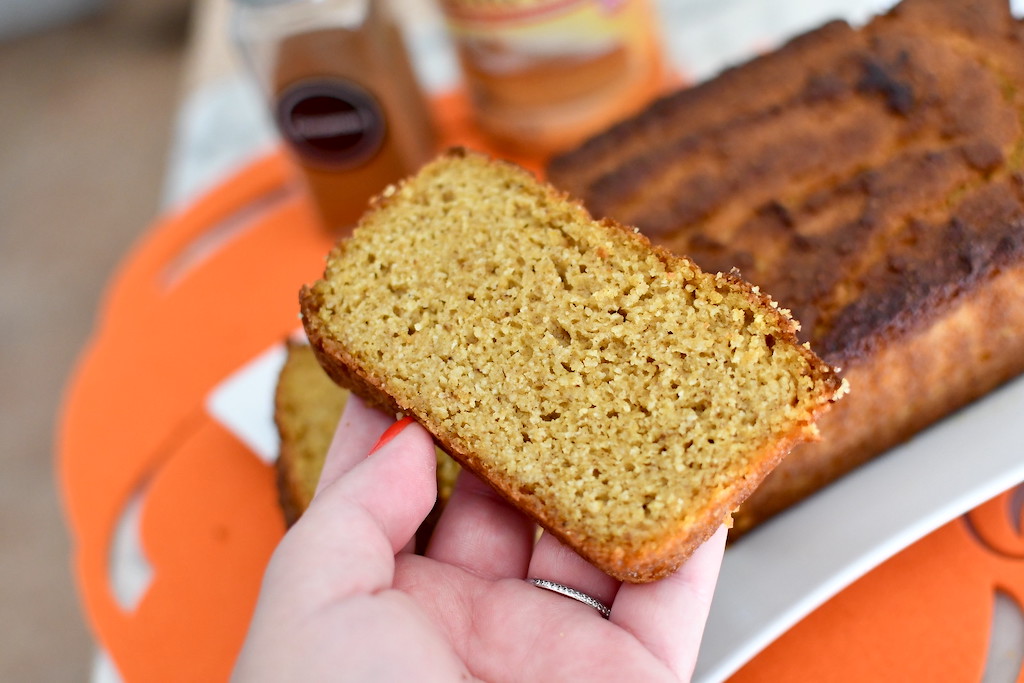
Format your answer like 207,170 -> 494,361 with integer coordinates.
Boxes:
207,342 -> 289,465
206,341 -> 1024,681
694,375 -> 1024,682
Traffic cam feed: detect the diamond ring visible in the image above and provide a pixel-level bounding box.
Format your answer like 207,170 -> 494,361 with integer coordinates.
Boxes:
527,578 -> 611,618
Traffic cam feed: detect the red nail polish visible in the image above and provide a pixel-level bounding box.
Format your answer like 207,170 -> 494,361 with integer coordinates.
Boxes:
369,416 -> 415,454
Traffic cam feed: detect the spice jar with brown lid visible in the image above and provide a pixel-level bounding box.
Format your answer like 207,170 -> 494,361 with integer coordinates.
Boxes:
232,0 -> 437,233
438,0 -> 665,156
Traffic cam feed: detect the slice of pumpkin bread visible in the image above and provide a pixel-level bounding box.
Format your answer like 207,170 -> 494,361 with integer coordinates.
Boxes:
300,149 -> 844,582
274,340 -> 351,526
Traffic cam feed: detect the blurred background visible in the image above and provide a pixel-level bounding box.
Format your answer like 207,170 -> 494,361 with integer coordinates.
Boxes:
0,0 -> 901,679
1,0 -> 190,679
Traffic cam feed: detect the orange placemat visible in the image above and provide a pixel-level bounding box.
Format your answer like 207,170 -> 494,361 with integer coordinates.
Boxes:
58,93 -> 1024,681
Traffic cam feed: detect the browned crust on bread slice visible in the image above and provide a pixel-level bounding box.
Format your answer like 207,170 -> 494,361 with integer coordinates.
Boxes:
274,462 -> 305,528
273,341 -> 331,527
300,149 -> 842,581
275,342 -> 309,527
303,285 -> 835,580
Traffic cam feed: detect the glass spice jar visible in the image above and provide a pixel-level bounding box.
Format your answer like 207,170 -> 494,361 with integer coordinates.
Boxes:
232,0 -> 437,233
438,0 -> 665,156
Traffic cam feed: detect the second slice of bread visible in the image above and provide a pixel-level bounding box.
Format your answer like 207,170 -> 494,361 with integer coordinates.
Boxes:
274,341 -> 461,545
301,149 -> 843,582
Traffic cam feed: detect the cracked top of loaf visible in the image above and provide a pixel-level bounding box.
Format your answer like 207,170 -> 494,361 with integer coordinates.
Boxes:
548,0 -> 1024,365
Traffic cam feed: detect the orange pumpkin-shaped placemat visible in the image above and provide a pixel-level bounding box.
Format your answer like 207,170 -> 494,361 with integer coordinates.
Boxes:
59,92 -> 1024,681
57,92 -> 535,681
735,489 -> 1024,682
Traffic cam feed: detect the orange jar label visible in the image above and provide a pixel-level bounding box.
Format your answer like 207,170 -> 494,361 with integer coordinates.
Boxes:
441,0 -> 629,22
442,0 -> 648,66
440,0 -> 664,154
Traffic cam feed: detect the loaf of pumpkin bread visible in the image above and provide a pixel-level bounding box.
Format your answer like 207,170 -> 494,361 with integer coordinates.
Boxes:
300,149 -> 843,581
547,0 -> 1024,532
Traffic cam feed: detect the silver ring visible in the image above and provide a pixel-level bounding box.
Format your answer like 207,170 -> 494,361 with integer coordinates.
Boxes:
527,578 -> 611,618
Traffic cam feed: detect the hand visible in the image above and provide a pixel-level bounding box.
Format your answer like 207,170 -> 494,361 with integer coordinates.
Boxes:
234,396 -> 726,682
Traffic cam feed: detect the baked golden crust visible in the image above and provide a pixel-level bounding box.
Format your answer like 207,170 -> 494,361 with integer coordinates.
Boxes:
735,261 -> 1024,531
273,340 -> 352,526
301,149 -> 842,581
548,0 -> 1024,531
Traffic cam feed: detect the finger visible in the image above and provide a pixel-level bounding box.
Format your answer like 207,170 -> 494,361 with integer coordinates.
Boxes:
526,531 -> 620,607
266,419 -> 437,612
610,525 -> 727,680
314,394 -> 394,496
395,558 -> 676,682
425,470 -> 535,580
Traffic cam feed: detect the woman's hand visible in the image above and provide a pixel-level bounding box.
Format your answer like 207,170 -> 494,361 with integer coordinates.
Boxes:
234,396 -> 726,681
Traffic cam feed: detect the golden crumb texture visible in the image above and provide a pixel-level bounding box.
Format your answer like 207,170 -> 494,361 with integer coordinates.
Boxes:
300,149 -> 843,582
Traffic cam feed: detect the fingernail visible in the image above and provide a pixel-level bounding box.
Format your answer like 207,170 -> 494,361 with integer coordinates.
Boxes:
369,416 -> 415,455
